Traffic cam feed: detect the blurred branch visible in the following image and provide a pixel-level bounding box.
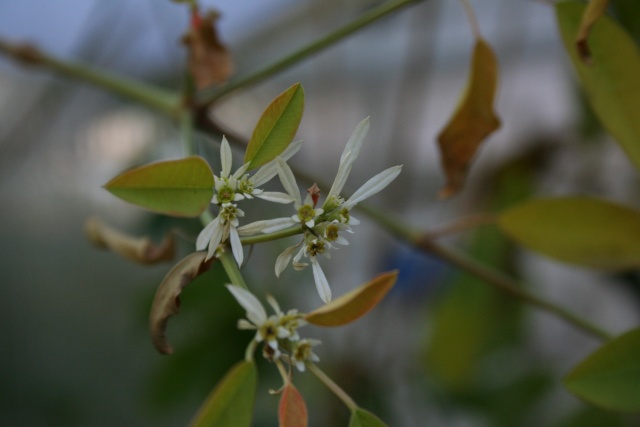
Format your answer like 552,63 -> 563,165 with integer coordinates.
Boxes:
0,38 -> 181,115
196,0 -> 427,106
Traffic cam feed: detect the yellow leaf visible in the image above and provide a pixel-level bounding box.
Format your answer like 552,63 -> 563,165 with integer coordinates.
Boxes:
305,271 -> 397,327
437,38 -> 500,198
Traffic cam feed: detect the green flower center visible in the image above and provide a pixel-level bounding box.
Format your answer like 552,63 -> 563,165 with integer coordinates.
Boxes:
293,341 -> 312,361
297,204 -> 316,223
325,224 -> 340,242
217,185 -> 236,204
220,205 -> 238,222
339,208 -> 350,223
237,179 -> 253,194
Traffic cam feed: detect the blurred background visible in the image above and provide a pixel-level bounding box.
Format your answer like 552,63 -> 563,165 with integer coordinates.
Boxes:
2,0 -> 640,426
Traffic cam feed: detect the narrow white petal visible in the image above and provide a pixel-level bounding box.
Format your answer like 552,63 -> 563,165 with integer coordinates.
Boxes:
311,259 -> 332,303
238,319 -> 257,330
281,139 -> 303,161
196,216 -> 220,251
205,222 -> 225,261
327,150 -> 353,201
266,294 -> 281,314
220,136 -> 232,178
344,165 -> 402,209
226,285 -> 267,325
348,215 -> 360,226
229,226 -> 244,267
256,191 -> 296,204
237,220 -> 267,235
276,158 -> 301,205
341,117 -> 369,164
275,244 -> 299,277
232,162 -> 251,179
260,217 -> 297,234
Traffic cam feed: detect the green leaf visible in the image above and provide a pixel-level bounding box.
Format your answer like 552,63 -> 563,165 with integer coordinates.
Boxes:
244,83 -> 304,170
499,197 -> 640,270
104,156 -> 214,217
556,1 -> 640,169
305,271 -> 397,327
564,328 -> 640,412
278,383 -> 308,427
349,408 -> 387,427
189,361 -> 258,427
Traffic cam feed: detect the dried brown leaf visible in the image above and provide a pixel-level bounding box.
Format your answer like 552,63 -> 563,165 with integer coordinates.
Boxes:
576,0 -> 611,63
84,216 -> 176,264
437,38 -> 500,198
183,10 -> 234,89
149,252 -> 214,355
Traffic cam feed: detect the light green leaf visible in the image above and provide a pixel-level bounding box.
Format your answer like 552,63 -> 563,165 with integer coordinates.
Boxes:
189,360 -> 257,427
305,271 -> 397,327
564,328 -> 640,412
104,156 -> 214,217
499,197 -> 640,270
556,1 -> 640,169
278,383 -> 308,427
244,83 -> 304,170
349,408 -> 387,427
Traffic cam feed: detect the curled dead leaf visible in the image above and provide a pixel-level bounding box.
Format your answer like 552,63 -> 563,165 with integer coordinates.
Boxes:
183,10 -> 234,89
437,38 -> 500,199
84,216 -> 176,264
149,252 -> 214,355
576,0 -> 611,63
305,271 -> 398,327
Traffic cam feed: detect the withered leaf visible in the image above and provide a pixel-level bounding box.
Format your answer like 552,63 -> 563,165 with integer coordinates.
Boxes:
150,252 -> 214,355
437,38 -> 500,198
183,10 -> 234,89
576,0 -> 611,63
279,383 -> 308,427
84,216 -> 175,264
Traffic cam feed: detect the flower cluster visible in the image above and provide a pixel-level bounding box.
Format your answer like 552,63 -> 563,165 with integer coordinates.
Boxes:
243,118 -> 402,303
196,137 -> 301,265
227,285 -> 320,371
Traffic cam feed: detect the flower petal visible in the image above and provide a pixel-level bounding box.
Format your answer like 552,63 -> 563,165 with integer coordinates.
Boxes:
232,162 -> 251,180
226,285 -> 267,325
220,136 -> 233,178
311,259 -> 332,304
260,217 -> 297,234
196,216 -> 220,251
344,165 -> 402,209
251,139 -> 303,187
275,244 -> 300,277
327,117 -> 370,200
237,220 -> 268,235
205,221 -> 225,261
229,226 -> 244,267
256,191 -> 296,204
276,158 -> 301,205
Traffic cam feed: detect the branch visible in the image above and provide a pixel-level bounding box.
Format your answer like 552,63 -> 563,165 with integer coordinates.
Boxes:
0,38 -> 181,115
196,0 -> 426,106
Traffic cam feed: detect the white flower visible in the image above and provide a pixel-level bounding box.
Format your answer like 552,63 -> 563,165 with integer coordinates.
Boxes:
196,204 -> 245,264
226,285 -> 290,355
290,338 -> 321,372
226,285 -> 317,364
197,137 -> 303,265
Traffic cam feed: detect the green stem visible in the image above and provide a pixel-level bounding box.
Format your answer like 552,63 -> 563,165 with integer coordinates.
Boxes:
220,251 -> 248,290
308,363 -> 357,411
416,237 -> 612,341
0,38 -> 180,115
197,0 -> 425,105
181,109 -> 196,156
